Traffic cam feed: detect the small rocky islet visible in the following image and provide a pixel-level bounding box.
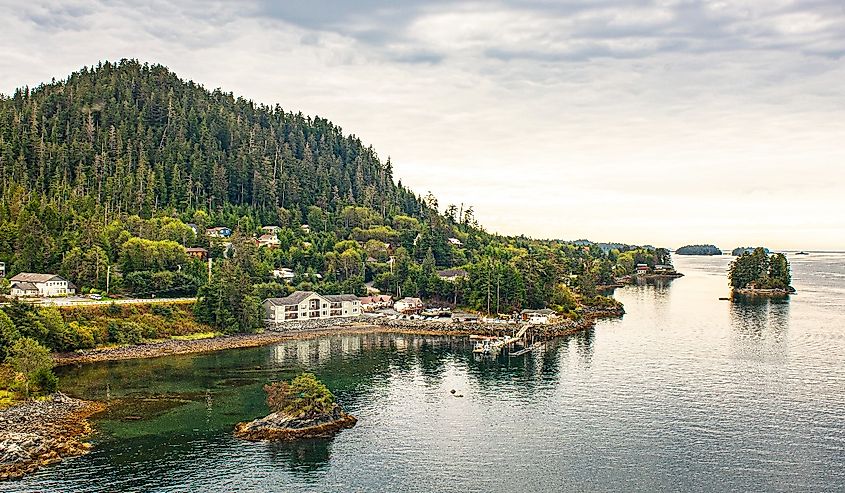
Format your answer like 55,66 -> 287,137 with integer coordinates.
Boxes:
234,373 -> 357,442
234,406 -> 357,441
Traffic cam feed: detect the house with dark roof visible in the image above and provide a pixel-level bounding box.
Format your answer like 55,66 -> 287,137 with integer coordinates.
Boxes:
9,273 -> 76,298
263,291 -> 361,322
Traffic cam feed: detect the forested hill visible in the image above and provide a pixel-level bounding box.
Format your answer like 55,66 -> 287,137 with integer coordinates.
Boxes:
0,59 -> 662,338
0,59 -> 421,221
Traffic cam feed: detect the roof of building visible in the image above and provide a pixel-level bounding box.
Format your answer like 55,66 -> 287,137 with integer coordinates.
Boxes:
185,247 -> 208,253
452,312 -> 478,318
437,268 -> 468,277
521,308 -> 555,315
398,297 -> 423,304
11,281 -> 38,291
265,291 -> 318,306
10,273 -> 64,283
258,234 -> 278,241
324,294 -> 360,302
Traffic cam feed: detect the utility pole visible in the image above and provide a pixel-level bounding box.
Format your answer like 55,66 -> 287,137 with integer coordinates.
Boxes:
106,265 -> 111,296
207,257 -> 212,284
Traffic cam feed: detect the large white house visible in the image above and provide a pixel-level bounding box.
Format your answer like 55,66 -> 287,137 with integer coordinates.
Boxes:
9,273 -> 76,298
263,291 -> 361,323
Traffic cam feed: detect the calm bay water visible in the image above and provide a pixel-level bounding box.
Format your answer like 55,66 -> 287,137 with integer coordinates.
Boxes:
10,254 -> 845,492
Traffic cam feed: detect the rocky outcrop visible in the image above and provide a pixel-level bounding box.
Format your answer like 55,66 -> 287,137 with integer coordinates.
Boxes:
0,393 -> 104,480
234,406 -> 357,441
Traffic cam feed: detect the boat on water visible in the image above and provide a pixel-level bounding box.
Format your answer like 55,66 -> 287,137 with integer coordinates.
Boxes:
795,251 -> 809,255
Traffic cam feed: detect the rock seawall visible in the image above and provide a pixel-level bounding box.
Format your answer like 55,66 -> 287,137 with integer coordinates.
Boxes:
0,393 -> 104,481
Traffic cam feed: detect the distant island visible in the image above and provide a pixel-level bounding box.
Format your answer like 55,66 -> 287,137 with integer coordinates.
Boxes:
675,245 -> 722,256
729,247 -> 794,297
731,246 -> 769,256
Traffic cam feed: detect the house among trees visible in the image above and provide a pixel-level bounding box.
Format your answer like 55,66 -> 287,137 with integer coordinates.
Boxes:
206,227 -> 232,238
437,268 -> 468,282
185,247 -> 208,260
635,264 -> 651,275
300,224 -> 311,233
394,297 -> 424,314
358,294 -> 394,311
271,268 -> 296,283
257,234 -> 281,248
263,291 -> 362,323
261,225 -> 282,235
448,237 -> 464,247
9,273 -> 76,298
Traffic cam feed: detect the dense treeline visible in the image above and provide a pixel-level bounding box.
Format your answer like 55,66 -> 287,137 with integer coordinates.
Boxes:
0,59 -> 669,343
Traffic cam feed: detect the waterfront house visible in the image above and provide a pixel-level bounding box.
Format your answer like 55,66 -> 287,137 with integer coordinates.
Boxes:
185,247 -> 208,260
258,234 -> 281,248
206,226 -> 232,238
9,273 -> 76,298
263,291 -> 361,322
394,297 -> 424,314
359,294 -> 394,311
520,308 -> 555,324
654,264 -> 674,272
437,268 -> 468,282
636,264 -> 650,275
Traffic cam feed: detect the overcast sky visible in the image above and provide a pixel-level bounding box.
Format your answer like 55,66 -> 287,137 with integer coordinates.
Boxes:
2,0 -> 844,250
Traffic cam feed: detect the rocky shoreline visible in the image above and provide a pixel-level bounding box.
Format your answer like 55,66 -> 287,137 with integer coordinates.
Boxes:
52,308 -> 623,366
0,393 -> 104,481
732,287 -> 794,297
234,406 -> 357,441
51,324 -> 380,366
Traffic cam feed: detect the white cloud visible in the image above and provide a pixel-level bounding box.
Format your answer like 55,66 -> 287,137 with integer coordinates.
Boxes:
0,0 -> 843,249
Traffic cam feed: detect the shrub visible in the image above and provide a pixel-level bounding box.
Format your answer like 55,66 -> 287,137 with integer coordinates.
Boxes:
34,367 -> 58,393
264,373 -> 336,418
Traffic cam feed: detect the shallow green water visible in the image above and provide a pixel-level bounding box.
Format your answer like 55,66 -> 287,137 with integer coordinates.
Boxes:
9,254 -> 845,492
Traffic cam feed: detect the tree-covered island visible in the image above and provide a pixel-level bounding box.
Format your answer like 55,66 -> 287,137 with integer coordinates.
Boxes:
729,247 -> 794,296
675,244 -> 722,255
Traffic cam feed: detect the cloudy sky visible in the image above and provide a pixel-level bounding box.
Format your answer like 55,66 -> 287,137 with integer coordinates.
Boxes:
2,0 -> 844,250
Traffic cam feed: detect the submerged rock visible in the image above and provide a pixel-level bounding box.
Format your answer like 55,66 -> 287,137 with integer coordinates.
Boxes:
234,405 -> 357,441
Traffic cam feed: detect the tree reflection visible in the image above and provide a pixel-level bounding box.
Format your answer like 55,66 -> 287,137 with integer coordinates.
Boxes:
265,438 -> 333,476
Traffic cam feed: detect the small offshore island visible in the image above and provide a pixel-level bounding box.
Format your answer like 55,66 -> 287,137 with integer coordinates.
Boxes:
729,248 -> 794,297
235,373 -> 356,441
675,244 -> 723,256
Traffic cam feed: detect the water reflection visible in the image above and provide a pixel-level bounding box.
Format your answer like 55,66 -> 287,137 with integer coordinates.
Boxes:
729,297 -> 790,341
266,438 -> 333,475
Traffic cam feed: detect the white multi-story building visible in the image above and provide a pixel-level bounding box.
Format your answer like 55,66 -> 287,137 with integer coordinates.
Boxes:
9,273 -> 76,298
263,291 -> 361,323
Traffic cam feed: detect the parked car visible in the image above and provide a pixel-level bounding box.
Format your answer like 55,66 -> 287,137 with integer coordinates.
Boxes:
88,293 -> 103,300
